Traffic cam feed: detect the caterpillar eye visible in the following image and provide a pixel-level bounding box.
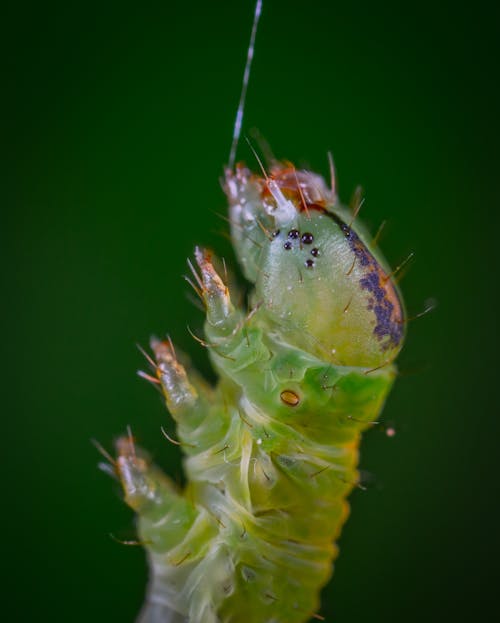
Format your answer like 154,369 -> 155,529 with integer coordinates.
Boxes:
280,389 -> 300,407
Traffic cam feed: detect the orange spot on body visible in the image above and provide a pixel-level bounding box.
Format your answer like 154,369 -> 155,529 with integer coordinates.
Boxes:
280,389 -> 300,407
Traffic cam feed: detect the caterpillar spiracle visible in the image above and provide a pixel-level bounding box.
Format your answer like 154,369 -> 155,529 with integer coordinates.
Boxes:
109,3 -> 405,622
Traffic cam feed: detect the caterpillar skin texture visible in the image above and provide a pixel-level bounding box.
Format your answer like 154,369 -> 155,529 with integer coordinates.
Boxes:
115,162 -> 405,623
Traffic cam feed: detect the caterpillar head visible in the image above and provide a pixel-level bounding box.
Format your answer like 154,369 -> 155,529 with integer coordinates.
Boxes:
224,162 -> 405,368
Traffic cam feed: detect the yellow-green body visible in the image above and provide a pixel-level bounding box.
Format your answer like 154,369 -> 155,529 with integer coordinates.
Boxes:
115,162 -> 404,623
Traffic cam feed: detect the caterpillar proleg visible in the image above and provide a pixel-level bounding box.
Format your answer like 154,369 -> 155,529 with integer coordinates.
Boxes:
109,2 -> 405,621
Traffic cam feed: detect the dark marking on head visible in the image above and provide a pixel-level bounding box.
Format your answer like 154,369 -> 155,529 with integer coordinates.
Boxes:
311,248 -> 320,257
323,210 -> 404,350
272,229 -> 280,238
283,241 -> 292,250
288,229 -> 300,239
305,259 -> 315,268
301,232 -> 314,244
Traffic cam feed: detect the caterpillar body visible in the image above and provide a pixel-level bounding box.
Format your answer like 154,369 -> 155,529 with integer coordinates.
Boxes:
115,161 -> 405,623
111,4 -> 405,623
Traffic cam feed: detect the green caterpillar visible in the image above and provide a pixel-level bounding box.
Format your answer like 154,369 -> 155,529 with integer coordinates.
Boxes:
114,158 -> 404,623
110,4 -> 405,622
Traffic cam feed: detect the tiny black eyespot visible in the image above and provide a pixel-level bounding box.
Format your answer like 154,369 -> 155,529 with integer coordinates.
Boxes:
311,248 -> 320,257
305,259 -> 315,268
283,241 -> 292,250
301,232 -> 314,244
272,229 -> 280,238
288,229 -> 300,239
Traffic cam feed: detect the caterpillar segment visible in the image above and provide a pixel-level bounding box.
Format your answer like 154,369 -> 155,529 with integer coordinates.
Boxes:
114,161 -> 404,623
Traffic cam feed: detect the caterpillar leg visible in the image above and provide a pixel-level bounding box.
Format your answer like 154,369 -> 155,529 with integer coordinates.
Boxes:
115,436 -> 220,623
194,248 -> 269,372
115,435 -> 185,520
150,337 -> 211,433
194,247 -> 242,339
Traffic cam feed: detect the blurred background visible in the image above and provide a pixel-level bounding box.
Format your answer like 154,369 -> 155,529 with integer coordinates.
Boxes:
2,0 -> 499,621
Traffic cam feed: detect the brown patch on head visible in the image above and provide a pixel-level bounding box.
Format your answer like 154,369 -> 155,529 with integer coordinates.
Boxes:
259,163 -> 335,211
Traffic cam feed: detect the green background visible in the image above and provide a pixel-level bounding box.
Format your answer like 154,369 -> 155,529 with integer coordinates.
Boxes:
3,0 -> 499,621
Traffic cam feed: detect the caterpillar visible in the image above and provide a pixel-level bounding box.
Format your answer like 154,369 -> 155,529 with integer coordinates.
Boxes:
108,2 -> 405,622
